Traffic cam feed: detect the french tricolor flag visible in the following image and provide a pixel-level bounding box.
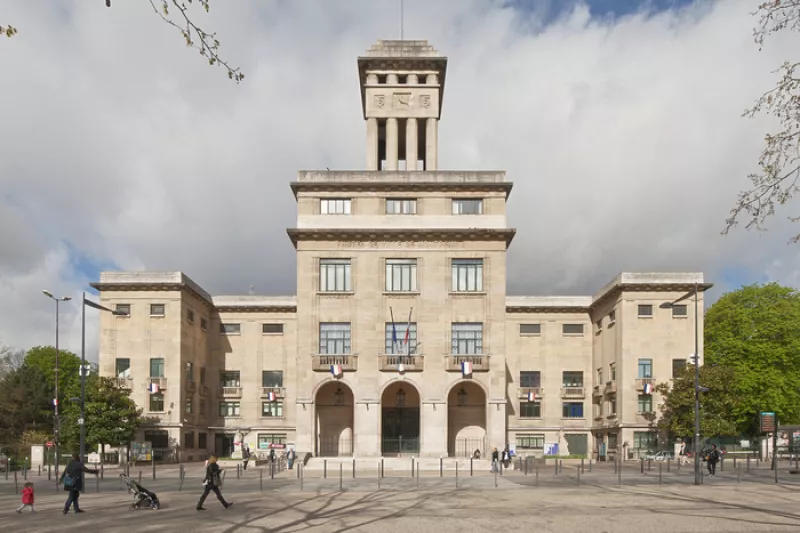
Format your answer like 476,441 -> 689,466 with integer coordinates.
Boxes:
53,398 -> 58,406
643,382 -> 653,394
397,363 -> 406,373
461,361 -> 473,376
148,382 -> 159,394
330,364 -> 343,377
266,391 -> 276,401
527,390 -> 536,402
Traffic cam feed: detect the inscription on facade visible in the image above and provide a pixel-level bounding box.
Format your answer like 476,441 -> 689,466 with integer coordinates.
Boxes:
374,94 -> 385,108
420,95 -> 431,108
338,241 -> 457,248
393,93 -> 411,109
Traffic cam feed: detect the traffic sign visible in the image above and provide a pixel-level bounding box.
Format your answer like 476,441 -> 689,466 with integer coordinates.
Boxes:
77,418 -> 85,425
46,441 -> 53,448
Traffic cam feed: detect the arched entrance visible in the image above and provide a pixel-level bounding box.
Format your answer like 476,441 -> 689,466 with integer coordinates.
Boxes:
315,381 -> 354,457
447,381 -> 486,457
381,381 -> 421,455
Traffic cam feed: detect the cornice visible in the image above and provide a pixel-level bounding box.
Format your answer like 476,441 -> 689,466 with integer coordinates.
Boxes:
290,180 -> 513,199
286,228 -> 517,248
89,282 -> 215,310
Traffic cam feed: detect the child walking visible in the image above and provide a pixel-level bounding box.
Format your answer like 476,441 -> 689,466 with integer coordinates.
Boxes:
16,481 -> 34,513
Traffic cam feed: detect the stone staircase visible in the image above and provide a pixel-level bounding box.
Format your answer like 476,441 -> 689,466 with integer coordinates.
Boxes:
303,456 -> 492,473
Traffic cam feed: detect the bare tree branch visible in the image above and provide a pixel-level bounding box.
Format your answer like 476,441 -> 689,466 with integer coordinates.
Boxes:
724,1 -> 800,242
147,0 -> 244,83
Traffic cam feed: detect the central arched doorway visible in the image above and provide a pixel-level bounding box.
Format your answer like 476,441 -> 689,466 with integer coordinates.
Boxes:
315,381 -> 354,457
447,381 -> 487,457
381,381 -> 420,455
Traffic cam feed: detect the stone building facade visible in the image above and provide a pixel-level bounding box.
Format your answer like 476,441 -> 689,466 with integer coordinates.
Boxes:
91,40 -> 710,462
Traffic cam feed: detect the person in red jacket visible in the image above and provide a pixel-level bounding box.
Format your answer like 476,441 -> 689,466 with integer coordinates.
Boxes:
16,481 -> 34,513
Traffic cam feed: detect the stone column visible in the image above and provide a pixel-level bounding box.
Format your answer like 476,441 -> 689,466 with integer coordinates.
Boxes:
406,118 -> 418,170
421,401 -> 448,457
295,401 -> 314,454
386,118 -> 398,171
425,118 -> 438,170
488,400 -> 507,452
354,402 -> 380,456
366,118 -> 378,171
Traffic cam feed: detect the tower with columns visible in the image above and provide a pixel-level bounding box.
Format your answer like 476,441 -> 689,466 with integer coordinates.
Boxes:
359,40 -> 445,171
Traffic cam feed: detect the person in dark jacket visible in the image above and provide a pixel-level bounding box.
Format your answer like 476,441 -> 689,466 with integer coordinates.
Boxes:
491,447 -> 500,473
241,445 -> 251,471
197,455 -> 233,511
706,444 -> 721,477
59,453 -> 98,514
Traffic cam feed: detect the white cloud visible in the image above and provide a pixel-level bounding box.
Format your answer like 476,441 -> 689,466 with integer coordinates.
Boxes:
1,0 -> 800,354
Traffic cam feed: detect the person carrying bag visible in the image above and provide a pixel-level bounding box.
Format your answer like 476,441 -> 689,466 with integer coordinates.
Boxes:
196,455 -> 233,511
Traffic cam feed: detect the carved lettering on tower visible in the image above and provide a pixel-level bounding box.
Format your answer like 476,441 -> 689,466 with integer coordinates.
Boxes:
374,94 -> 385,108
393,93 -> 411,109
420,95 -> 431,108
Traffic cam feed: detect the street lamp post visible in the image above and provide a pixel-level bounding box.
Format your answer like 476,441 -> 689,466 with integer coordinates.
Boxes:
660,281 -> 705,486
80,292 -> 126,465
42,290 -> 72,483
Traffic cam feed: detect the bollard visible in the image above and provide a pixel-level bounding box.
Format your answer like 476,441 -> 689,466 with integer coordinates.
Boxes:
138,470 -> 142,485
96,472 -> 99,493
411,458 -> 414,478
648,459 -> 652,472
667,459 -> 671,473
589,459 -> 592,473
456,462 -> 459,489
324,459 -> 327,479
678,457 -> 681,470
416,461 -> 420,489
353,459 -> 356,479
237,464 -> 240,479
271,461 -> 275,480
381,457 -> 385,478
377,462 -> 381,490
613,457 -> 617,474
747,455 -> 751,473
658,463 -> 662,486
721,457 -> 724,472
340,463 -> 343,491
577,465 -> 580,486
640,459 -> 644,474
23,466 -> 27,480
581,458 -> 585,474
300,464 -> 304,491
439,457 -> 443,477
494,468 -> 498,488
260,468 -> 263,492
38,465 -> 41,477
179,465 -> 185,491
734,456 -> 737,469
737,463 -> 741,483
101,462 -> 104,480
554,459 -> 558,475
152,458 -> 156,480
471,457 -> 474,477
617,462 -> 622,486
14,471 -> 18,494
559,460 -> 563,474
775,461 -> 778,484
535,461 -> 539,486
524,457 -> 528,476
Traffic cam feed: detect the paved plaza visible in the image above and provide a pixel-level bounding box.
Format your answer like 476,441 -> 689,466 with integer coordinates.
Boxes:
1,462 -> 799,531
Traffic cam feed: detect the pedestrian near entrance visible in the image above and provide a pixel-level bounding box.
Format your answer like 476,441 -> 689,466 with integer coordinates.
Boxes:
706,444 -> 720,477
241,445 -> 251,471
59,453 -> 98,514
16,481 -> 35,513
491,447 -> 500,473
197,455 -> 233,511
287,447 -> 296,469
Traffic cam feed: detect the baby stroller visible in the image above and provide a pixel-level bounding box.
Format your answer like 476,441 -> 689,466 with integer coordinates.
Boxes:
119,474 -> 160,510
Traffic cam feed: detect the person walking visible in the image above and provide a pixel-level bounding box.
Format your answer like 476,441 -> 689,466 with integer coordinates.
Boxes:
197,455 -> 233,511
287,447 -> 296,470
707,444 -> 720,477
241,445 -> 251,471
490,447 -> 500,473
16,481 -> 35,513
59,453 -> 98,514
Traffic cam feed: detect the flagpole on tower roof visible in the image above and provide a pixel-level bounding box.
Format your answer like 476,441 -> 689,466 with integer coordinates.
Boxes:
400,0 -> 404,40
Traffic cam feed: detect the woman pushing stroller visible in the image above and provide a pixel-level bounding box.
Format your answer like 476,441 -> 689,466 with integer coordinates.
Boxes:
197,455 -> 233,511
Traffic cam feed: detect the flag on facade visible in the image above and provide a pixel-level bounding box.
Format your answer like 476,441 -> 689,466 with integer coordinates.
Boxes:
148,382 -> 159,394
330,364 -> 343,377
461,361 -> 473,376
643,382 -> 653,394
266,391 -> 276,401
390,307 -> 398,354
397,363 -> 406,373
52,398 -> 58,406
527,390 -> 536,402
403,307 -> 412,349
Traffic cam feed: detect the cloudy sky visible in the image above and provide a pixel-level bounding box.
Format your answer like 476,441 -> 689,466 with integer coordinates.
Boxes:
1,0 -> 799,360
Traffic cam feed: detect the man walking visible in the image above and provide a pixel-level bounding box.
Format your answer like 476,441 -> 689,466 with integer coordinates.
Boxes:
59,453 -> 98,514
707,444 -> 720,477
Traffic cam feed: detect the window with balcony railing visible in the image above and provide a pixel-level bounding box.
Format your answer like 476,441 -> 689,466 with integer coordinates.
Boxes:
262,371 -> 283,388
149,358 -> 164,378
115,358 -> 130,378
220,371 -> 240,388
319,323 -> 351,354
520,371 -> 540,388
638,358 -> 653,379
385,322 -> 418,354
451,323 -> 483,354
562,371 -> 583,388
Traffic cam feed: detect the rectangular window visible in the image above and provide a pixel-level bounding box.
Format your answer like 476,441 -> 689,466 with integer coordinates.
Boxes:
633,431 -> 656,450
608,433 -> 618,449
451,322 -> 483,355
609,362 -> 616,381
386,198 -> 417,214
219,401 -> 240,417
185,398 -> 193,414
385,259 -> 417,292
320,198 -> 351,214
609,397 -> 617,415
149,393 -> 164,412
562,402 -> 584,418
638,304 -> 653,317
516,434 -> 545,449
262,323 -> 284,334
452,199 -> 483,214
519,323 -> 541,335
149,358 -> 164,378
199,399 -> 206,416
220,323 -> 241,335
200,367 -> 206,385
262,371 -> 284,388
319,259 -> 352,292
519,401 -> 541,418
672,358 -> 687,378
115,358 -> 131,378
451,259 -> 483,292
257,434 -> 287,449
150,304 -> 165,317
200,318 -> 208,331
261,401 -> 284,418
187,309 -> 195,323
198,432 -> 207,449
220,371 -> 241,387
672,305 -> 688,317
115,304 -> 130,316
562,323 -> 584,336
638,358 -> 653,379
186,362 -> 194,382
385,322 -> 418,354
519,371 -> 541,388
319,323 -> 351,354
185,431 -> 195,449
637,394 -> 653,413
562,371 -> 584,387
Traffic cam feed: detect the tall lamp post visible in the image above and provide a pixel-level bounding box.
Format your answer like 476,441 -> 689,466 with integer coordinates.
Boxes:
80,292 -> 127,465
660,281 -> 708,486
42,290 -> 72,481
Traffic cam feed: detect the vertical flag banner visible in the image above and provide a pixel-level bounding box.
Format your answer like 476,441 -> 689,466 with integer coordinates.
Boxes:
390,307 -> 398,354
403,307 -> 413,352
267,391 -> 276,401
643,382 -> 653,394
397,363 -> 406,373
148,382 -> 159,394
461,361 -> 473,376
330,364 -> 343,377
527,390 -> 536,402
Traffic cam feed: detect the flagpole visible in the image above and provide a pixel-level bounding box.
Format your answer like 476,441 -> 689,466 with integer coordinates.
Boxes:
406,307 -> 413,359
390,307 -> 397,355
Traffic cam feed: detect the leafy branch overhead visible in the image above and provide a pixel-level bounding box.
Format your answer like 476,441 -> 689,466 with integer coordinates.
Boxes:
724,1 -> 800,242
148,0 -> 244,83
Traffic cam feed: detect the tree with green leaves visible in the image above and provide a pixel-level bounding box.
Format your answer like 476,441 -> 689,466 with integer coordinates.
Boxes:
0,364 -> 53,451
23,346 -> 83,402
724,1 -> 800,242
655,365 -> 740,439
704,282 -> 800,432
